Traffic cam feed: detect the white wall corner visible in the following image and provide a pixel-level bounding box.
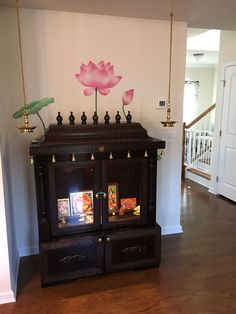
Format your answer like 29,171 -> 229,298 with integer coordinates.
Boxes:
0,291 -> 16,305
11,252 -> 20,300
161,225 -> 183,235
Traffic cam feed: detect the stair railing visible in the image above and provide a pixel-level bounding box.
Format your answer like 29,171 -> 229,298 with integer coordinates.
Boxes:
182,103 -> 216,178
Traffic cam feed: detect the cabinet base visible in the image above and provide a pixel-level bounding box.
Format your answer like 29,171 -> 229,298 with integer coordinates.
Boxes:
40,225 -> 161,287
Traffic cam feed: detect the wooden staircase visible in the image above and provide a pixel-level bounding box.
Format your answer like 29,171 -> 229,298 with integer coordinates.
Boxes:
187,167 -> 211,180
182,103 -> 216,186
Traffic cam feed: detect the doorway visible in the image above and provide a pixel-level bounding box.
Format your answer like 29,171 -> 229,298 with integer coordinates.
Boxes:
183,28 -> 220,188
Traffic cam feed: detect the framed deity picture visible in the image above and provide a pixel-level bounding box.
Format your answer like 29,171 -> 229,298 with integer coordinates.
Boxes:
120,198 -> 137,211
70,191 -> 93,216
108,183 -> 119,213
57,198 -> 70,218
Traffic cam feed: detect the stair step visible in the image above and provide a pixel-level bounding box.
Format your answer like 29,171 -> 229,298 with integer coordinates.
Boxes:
187,168 -> 211,180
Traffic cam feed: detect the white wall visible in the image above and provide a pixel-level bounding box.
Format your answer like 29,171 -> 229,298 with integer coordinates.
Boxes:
218,31 -> 236,64
0,8 -> 20,303
3,8 -> 187,262
184,67 -> 216,124
0,147 -> 16,304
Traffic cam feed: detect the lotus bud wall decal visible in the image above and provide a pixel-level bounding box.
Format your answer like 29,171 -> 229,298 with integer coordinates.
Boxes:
122,89 -> 135,119
75,61 -> 122,114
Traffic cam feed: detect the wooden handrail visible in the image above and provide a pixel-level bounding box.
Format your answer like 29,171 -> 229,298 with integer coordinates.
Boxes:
182,103 -> 216,179
185,103 -> 216,129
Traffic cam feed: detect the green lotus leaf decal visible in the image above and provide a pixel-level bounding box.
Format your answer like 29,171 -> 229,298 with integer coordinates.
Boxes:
13,98 -> 55,119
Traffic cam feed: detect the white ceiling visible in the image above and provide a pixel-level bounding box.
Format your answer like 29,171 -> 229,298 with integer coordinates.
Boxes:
186,50 -> 219,68
1,0 -> 236,31
187,30 -> 221,52
186,29 -> 220,68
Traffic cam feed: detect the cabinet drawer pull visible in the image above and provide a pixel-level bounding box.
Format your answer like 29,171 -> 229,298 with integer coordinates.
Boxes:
98,238 -> 103,242
106,237 -> 111,242
59,254 -> 87,264
122,245 -> 147,255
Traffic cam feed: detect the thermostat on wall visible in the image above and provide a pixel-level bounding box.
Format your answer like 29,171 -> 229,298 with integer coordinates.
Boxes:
156,98 -> 167,109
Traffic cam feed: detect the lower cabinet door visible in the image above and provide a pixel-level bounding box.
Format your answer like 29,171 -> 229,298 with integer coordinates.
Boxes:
104,226 -> 161,273
40,234 -> 104,286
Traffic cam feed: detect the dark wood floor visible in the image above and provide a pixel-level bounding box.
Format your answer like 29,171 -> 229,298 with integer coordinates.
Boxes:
1,179 -> 236,314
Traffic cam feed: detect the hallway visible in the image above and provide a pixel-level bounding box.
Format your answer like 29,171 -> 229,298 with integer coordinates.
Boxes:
0,179 -> 236,313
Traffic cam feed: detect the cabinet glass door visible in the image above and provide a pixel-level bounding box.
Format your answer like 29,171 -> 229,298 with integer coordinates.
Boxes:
102,158 -> 148,227
48,161 -> 100,236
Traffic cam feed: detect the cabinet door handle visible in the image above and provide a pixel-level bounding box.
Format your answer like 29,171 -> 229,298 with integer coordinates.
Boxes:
98,238 -> 103,242
95,192 -> 107,199
106,237 -> 111,242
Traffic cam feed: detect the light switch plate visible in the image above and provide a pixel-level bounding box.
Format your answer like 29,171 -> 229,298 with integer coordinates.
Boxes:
158,130 -> 177,143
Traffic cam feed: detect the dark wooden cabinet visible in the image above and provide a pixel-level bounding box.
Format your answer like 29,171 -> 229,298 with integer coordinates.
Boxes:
30,122 -> 165,286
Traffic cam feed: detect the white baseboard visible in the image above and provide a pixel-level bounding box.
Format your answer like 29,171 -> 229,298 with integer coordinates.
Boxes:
0,249 -> 20,304
161,225 -> 183,235
186,170 -> 211,189
18,246 -> 39,257
0,291 -> 16,304
208,187 -> 217,195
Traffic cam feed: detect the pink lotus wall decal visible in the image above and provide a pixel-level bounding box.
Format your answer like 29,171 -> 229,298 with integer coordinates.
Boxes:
75,61 -> 122,114
122,89 -> 135,119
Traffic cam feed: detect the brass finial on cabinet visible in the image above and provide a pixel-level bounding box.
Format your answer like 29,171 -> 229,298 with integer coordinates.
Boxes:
30,156 -> 34,165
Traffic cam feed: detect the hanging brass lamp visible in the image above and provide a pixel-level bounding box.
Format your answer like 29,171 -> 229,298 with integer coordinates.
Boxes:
161,0 -> 177,127
15,0 -> 37,133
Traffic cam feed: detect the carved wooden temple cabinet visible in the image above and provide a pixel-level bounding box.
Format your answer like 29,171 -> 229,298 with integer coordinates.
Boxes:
30,122 -> 165,286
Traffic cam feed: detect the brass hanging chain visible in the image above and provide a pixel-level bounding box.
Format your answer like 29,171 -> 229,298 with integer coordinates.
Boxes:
161,0 -> 177,127
15,0 -> 27,108
167,0 -> 174,107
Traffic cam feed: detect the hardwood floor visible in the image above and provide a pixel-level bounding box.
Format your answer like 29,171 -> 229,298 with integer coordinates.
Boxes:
1,179 -> 236,314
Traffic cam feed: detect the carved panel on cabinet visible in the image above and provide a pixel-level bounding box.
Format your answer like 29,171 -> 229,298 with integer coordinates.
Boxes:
105,226 -> 161,273
40,235 -> 104,287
